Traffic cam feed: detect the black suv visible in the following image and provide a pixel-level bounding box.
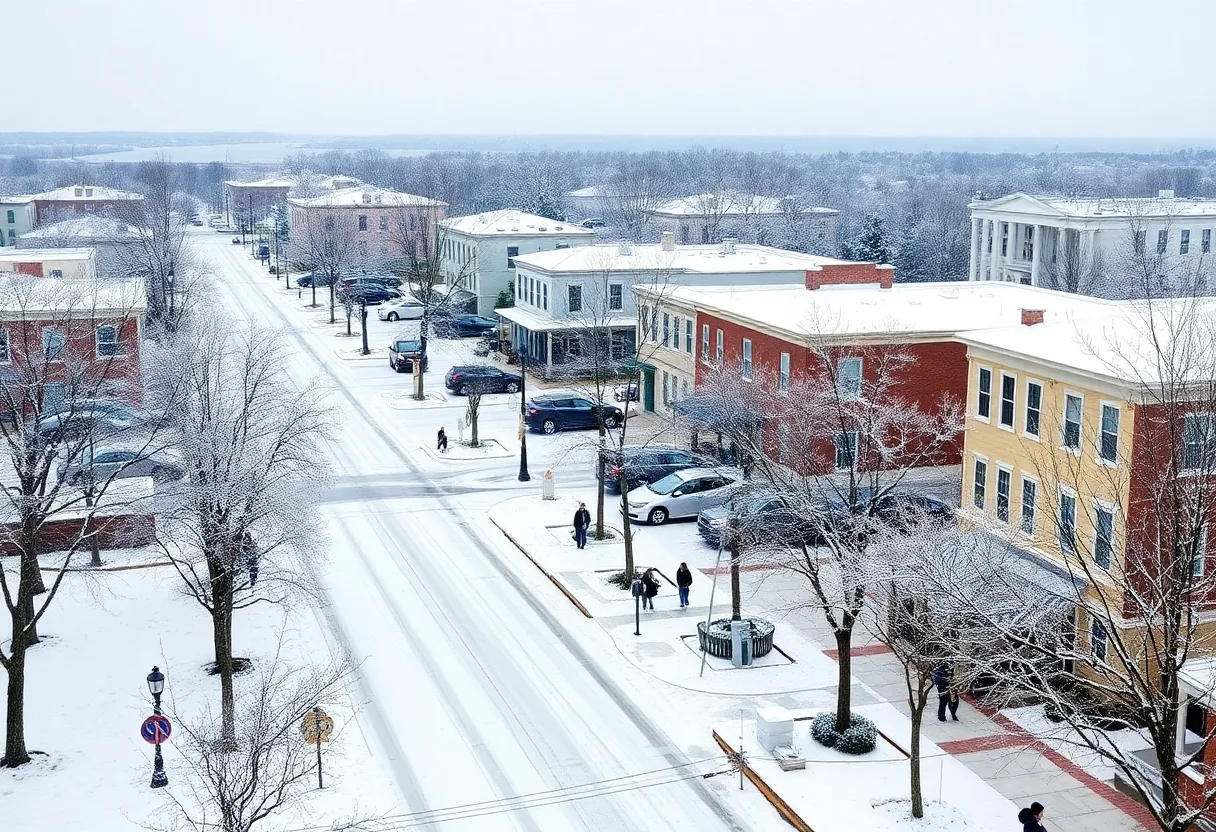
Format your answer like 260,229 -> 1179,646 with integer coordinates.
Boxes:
524,395 -> 622,434
598,445 -> 721,494
697,489 -> 833,548
444,365 -> 522,395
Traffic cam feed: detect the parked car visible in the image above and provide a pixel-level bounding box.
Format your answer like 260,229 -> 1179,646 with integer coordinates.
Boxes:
433,313 -> 498,338
340,274 -> 403,290
444,365 -> 522,395
861,491 -> 954,532
524,395 -> 623,434
190,218 -> 204,227
697,488 -> 833,548
579,218 -> 606,229
597,444 -> 722,493
387,332 -> 428,373
59,447 -> 183,485
37,400 -> 153,441
231,236 -> 241,244
624,467 -> 741,525
295,272 -> 336,289
613,380 -> 639,403
338,284 -> 401,305
377,298 -> 425,321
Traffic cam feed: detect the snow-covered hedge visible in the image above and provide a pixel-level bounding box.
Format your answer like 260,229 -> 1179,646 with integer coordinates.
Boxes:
810,711 -> 877,755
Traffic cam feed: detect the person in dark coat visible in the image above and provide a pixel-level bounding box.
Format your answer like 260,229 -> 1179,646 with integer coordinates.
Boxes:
573,502 -> 591,550
675,562 -> 693,608
241,531 -> 260,587
437,427 -> 449,453
933,662 -> 953,722
641,568 -> 659,610
1018,802 -> 1046,831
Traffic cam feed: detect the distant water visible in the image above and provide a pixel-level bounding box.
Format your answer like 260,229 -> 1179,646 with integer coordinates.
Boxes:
73,142 -> 433,164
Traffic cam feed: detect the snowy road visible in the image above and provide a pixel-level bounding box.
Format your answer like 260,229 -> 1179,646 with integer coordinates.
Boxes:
196,233 -> 756,832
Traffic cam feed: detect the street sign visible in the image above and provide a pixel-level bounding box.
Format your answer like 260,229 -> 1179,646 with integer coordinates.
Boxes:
300,708 -> 334,745
141,715 -> 172,745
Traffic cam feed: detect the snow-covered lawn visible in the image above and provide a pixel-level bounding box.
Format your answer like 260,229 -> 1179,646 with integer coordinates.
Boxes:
333,344 -> 388,361
0,557 -> 402,832
417,437 -> 513,461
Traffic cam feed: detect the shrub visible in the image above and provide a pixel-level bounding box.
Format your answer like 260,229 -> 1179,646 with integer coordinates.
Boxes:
809,711 -> 877,755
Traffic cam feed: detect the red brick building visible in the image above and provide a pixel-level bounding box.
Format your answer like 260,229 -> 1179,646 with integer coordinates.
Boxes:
649,270 -> 1108,476
31,185 -> 144,226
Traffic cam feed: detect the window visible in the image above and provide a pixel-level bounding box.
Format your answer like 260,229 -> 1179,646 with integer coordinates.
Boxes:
1099,404 -> 1120,464
1025,381 -> 1042,438
999,373 -> 1016,429
1184,413 -> 1216,470
568,285 -> 582,313
1091,619 -> 1108,664
1158,229 -> 1168,254
1094,504 -> 1114,570
662,314 -> 670,347
609,284 -> 622,310
42,382 -> 65,413
741,339 -> 753,380
662,372 -> 669,406
1182,230 -> 1191,255
358,215 -> 368,231
779,352 -> 790,394
837,357 -> 862,400
379,215 -> 388,231
835,431 -> 858,470
1193,525 -> 1208,579
49,269 -> 63,279
672,317 -> 681,350
1062,394 -> 1082,452
42,327 -> 65,361
1020,477 -> 1037,535
1001,222 -> 1009,256
996,468 -> 1011,523
977,367 -> 991,420
972,458 -> 987,509
715,329 -> 723,363
542,284 -> 547,310
701,325 -> 709,360
1204,230 -> 1212,254
5,210 -> 13,224
685,320 -> 693,354
0,329 -> 9,363
95,325 -> 118,357
1059,490 -> 1077,554
507,245 -> 519,268
555,242 -> 569,250
1134,230 -> 1146,254
1021,225 -> 1034,261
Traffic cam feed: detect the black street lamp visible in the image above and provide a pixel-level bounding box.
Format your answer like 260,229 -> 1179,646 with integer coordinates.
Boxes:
166,265 -> 175,329
518,344 -> 530,482
146,666 -> 168,789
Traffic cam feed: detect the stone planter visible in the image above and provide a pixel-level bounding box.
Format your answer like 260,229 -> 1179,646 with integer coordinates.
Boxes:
696,617 -> 775,659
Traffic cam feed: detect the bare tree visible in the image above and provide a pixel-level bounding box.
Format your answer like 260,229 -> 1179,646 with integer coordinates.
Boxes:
0,277 -> 153,767
1040,227 -> 1105,295
147,318 -> 334,748
289,209 -> 362,323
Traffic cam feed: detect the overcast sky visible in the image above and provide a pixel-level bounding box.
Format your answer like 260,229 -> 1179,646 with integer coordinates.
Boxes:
9,0 -> 1216,136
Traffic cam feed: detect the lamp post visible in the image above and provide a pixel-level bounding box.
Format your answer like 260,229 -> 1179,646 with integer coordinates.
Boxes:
518,344 -> 530,482
248,194 -> 254,256
146,666 -> 168,789
166,265 -> 175,330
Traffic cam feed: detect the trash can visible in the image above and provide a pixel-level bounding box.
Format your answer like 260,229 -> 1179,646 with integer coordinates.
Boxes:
731,620 -> 753,668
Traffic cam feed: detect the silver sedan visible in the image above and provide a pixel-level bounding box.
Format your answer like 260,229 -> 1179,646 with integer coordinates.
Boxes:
59,447 -> 183,485
624,467 -> 741,525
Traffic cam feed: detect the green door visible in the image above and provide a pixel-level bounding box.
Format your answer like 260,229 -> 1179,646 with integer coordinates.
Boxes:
642,368 -> 655,412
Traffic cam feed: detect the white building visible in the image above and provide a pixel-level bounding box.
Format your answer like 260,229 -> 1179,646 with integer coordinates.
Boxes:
0,197 -> 36,247
0,248 -> 98,280
968,191 -> 1216,295
646,193 -> 838,250
440,210 -> 597,316
565,186 -> 606,220
17,217 -> 142,278
499,233 -> 850,379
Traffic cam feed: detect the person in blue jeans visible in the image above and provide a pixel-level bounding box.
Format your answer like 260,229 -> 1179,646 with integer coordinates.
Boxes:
676,562 -> 693,608
573,503 -> 591,550
641,568 -> 659,609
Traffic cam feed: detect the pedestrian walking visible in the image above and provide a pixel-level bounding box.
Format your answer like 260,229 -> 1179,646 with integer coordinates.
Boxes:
240,531 -> 260,588
676,562 -> 693,608
948,674 -> 962,721
933,662 -> 953,722
1018,802 -> 1046,831
437,426 -> 449,453
641,568 -> 659,610
573,502 -> 591,550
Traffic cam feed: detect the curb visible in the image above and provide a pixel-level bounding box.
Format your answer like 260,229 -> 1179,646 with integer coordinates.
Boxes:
417,438 -> 513,463
39,560 -> 175,573
489,515 -> 593,619
712,729 -> 814,832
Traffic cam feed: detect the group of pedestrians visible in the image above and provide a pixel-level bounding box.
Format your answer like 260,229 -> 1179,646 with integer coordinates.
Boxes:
572,506 -> 695,609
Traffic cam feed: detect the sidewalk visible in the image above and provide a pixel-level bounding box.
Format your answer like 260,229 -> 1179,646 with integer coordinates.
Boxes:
487,493 -> 1152,832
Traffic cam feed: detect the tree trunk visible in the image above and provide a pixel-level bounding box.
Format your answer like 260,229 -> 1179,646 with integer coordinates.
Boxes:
328,283 -> 335,324
834,628 -> 853,733
84,487 -> 101,567
468,398 -> 480,447
20,552 -> 40,645
910,702 -> 924,818
209,558 -> 237,749
345,308 -> 352,336
730,533 -> 742,621
595,431 -> 606,540
414,323 -> 428,400
619,469 -> 635,577
3,625 -> 29,766
360,306 -> 369,355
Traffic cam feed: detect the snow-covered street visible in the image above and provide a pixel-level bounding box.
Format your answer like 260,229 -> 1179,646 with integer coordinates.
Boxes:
194,232 -> 763,831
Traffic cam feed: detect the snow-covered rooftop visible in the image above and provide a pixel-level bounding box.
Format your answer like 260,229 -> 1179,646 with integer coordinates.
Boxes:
0,275 -> 146,315
641,280 -> 1115,342
20,217 -> 140,240
224,176 -> 296,189
566,186 -> 605,198
286,185 -> 446,209
34,184 -> 143,202
0,247 -> 96,263
0,194 -> 34,205
974,191 -> 1216,219
442,210 -> 596,237
647,193 -> 838,218
513,242 -> 849,275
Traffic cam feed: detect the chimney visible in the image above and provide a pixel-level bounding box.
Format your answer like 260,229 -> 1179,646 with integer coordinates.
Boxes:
721,237 -> 737,255
1021,308 -> 1045,326
660,230 -> 676,251
1159,189 -> 1176,199
618,241 -> 632,256
806,263 -> 894,290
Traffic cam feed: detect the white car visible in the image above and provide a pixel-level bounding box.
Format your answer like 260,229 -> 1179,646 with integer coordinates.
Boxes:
377,298 -> 424,322
624,467 -> 742,525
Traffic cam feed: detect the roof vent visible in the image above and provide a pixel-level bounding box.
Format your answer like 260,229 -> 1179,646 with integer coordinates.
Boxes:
721,237 -> 737,255
362,193 -> 372,204
758,255 -> 767,264
539,226 -> 548,232
660,230 -> 676,252
555,225 -> 564,231
84,188 -> 93,197
619,241 -> 632,256
374,194 -> 382,204
496,226 -> 505,232
510,226 -> 519,232
1159,189 -> 1176,199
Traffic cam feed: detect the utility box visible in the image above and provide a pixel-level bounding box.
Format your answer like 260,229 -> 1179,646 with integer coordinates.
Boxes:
756,707 -> 794,752
731,620 -> 753,668
542,470 -> 555,500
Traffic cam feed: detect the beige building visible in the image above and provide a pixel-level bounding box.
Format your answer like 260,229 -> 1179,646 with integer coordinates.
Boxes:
0,247 -> 98,280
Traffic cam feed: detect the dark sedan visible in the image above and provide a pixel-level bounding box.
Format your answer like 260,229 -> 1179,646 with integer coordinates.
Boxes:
597,444 -> 723,494
524,395 -> 623,434
434,314 -> 498,338
338,285 -> 401,305
445,365 -> 522,395
295,272 -> 337,289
